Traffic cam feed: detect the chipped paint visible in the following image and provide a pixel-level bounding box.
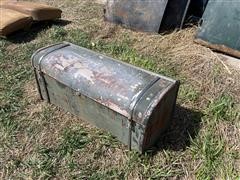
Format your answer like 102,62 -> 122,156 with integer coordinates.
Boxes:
138,112 -> 142,119
38,45 -> 160,118
105,0 -> 190,32
32,42 -> 180,153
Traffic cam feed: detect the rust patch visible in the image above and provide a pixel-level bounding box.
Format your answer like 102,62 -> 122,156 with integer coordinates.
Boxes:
38,46 -> 159,119
195,38 -> 240,59
142,83 -> 178,149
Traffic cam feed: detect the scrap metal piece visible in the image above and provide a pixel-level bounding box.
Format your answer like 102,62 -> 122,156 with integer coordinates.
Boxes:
104,0 -> 169,32
196,0 -> 240,58
160,0 -> 191,31
32,42 -> 180,152
104,0 -> 191,32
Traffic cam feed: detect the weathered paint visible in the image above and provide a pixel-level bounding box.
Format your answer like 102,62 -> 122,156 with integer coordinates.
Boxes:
34,45 -> 159,119
104,0 -> 191,32
32,42 -> 180,152
196,0 -> 240,58
104,0 -> 168,32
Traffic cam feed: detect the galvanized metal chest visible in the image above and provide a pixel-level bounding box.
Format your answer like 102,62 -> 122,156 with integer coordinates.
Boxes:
32,42 -> 180,153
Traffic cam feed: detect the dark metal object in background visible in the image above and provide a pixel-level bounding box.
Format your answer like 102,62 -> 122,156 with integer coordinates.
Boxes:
104,0 -> 191,33
104,0 -> 168,32
196,0 -> 240,58
187,0 -> 208,18
160,0 -> 191,31
32,42 -> 180,153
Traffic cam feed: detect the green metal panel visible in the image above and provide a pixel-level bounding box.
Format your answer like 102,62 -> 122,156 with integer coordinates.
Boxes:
43,74 -> 131,145
32,42 -> 180,152
196,0 -> 240,58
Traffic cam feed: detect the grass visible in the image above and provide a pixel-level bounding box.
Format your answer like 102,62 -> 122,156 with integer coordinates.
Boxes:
206,95 -> 239,122
0,0 -> 240,179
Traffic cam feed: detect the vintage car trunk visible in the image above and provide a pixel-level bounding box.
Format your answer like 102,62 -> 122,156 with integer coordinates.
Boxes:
32,42 -> 180,152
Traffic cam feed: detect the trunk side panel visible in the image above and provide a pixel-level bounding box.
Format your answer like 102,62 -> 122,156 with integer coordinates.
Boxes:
41,74 -> 131,147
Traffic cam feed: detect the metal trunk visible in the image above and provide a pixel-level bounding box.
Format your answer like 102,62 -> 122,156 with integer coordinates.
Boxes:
196,0 -> 240,58
32,42 -> 180,153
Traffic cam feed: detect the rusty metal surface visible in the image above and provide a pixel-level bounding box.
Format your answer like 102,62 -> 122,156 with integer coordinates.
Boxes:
32,42 -> 180,152
196,0 -> 240,58
104,0 -> 168,32
105,0 -> 191,32
195,39 -> 240,59
141,81 -> 179,150
32,43 -> 165,119
133,78 -> 176,125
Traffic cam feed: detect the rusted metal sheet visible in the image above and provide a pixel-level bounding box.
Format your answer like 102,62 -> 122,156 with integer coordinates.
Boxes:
32,42 -> 180,152
104,0 -> 169,32
104,0 -> 191,32
196,0 -> 240,58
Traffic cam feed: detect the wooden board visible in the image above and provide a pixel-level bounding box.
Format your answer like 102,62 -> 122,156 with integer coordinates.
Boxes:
104,0 -> 169,32
0,8 -> 32,36
0,1 -> 62,21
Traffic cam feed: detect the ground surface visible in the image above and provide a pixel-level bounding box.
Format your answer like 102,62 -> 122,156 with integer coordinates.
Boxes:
0,0 -> 239,179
